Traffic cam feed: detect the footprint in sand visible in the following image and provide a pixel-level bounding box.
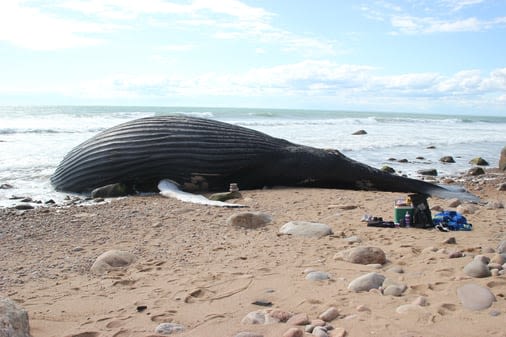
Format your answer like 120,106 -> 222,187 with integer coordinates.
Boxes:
436,303 -> 457,316
150,310 -> 177,322
65,333 -> 99,337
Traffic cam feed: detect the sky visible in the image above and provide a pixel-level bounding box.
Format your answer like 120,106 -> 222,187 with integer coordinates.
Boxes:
0,0 -> 505,115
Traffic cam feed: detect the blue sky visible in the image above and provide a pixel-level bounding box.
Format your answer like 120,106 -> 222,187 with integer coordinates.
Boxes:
0,0 -> 505,115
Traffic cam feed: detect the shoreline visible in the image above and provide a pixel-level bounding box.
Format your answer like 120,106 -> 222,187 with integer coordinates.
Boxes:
1,171 -> 505,337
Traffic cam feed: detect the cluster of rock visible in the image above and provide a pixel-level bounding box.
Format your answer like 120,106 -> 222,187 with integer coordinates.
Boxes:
238,306 -> 345,337
463,240 -> 506,278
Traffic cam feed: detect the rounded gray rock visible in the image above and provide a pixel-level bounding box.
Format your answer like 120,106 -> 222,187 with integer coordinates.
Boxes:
305,271 -> 331,281
457,284 -> 496,310
463,260 -> 491,278
227,212 -> 272,229
348,272 -> 385,292
155,322 -> 185,335
90,249 -> 136,275
279,221 -> 333,238
334,246 -> 386,265
318,306 -> 339,322
383,284 -> 407,296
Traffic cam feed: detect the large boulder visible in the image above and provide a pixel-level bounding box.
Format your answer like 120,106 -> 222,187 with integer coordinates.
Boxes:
0,297 -> 32,337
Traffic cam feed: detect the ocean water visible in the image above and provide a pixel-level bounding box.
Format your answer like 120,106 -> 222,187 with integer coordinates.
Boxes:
1,105 -> 505,208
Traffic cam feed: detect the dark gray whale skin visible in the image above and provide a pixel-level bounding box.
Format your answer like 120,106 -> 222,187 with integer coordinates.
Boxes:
51,115 -> 477,200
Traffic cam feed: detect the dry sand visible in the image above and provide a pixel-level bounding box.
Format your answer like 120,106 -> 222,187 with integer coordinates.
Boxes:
1,172 -> 505,337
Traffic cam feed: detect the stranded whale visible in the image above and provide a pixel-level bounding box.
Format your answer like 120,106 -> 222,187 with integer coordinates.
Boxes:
51,115 -> 478,201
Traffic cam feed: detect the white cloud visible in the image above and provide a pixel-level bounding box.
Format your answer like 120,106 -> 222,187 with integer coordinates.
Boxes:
0,1 -> 119,50
391,15 -> 506,34
442,0 -> 485,11
0,0 -> 338,56
362,0 -> 506,34
62,61 -> 504,108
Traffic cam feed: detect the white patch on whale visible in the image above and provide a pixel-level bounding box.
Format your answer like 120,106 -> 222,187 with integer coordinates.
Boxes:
157,179 -> 245,207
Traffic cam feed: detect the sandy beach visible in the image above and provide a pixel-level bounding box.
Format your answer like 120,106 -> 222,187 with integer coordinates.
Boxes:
1,171 -> 505,337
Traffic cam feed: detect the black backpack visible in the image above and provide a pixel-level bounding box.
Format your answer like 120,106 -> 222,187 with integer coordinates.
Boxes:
409,193 -> 434,228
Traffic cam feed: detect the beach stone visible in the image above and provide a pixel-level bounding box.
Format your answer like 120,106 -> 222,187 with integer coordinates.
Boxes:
457,284 -> 496,310
267,309 -> 292,322
287,312 -> 310,325
468,167 -> 485,176
241,311 -> 266,325
318,307 -> 339,322
463,259 -> 491,278
440,156 -> 455,163
91,183 -> 128,198
334,246 -> 386,265
418,169 -> 437,176
14,204 -> 34,210
154,322 -> 185,334
490,254 -> 506,265
282,328 -> 303,337
310,319 -> 326,326
241,310 -> 279,325
447,198 -> 461,207
443,237 -> 457,244
312,326 -> 329,337
344,235 -> 361,244
383,284 -> 407,296
469,157 -> 489,166
449,251 -> 464,258
306,271 -> 331,281
497,240 -> 506,254
348,272 -> 385,292
227,212 -> 272,229
90,250 -> 136,275
234,332 -> 264,337
0,297 -> 31,337
490,310 -> 501,317
279,221 -> 333,237
500,146 -> 506,171
457,204 -> 478,215
381,166 -> 395,174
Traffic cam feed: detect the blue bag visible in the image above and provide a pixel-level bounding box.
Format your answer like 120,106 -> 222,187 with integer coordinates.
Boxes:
433,210 -> 472,231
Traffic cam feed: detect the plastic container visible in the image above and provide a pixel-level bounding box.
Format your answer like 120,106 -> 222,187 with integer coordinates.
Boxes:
394,206 -> 414,225
405,212 -> 411,227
